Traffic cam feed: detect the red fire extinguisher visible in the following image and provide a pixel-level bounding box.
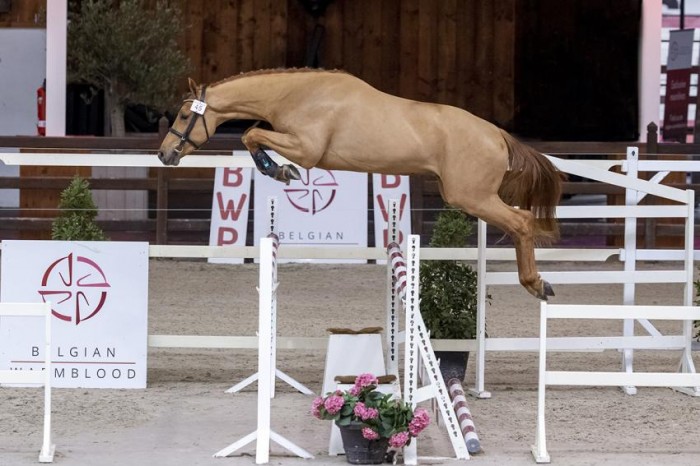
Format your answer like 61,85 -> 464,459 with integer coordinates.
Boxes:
37,79 -> 46,136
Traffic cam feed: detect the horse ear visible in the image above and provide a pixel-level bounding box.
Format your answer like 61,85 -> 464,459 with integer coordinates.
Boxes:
187,77 -> 198,95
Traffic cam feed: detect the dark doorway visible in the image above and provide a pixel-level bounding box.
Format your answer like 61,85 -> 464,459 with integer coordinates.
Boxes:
514,0 -> 641,141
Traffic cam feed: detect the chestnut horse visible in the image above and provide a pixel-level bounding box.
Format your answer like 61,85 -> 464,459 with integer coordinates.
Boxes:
157,68 -> 561,300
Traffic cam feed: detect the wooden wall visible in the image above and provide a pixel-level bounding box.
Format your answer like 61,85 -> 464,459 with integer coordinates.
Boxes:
0,0 -> 43,27
2,0 -> 517,126
169,0 -> 516,128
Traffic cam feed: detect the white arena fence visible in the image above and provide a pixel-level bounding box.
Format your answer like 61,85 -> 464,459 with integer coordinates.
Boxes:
0,302 -> 55,463
1,147 -> 699,398
532,302 -> 700,463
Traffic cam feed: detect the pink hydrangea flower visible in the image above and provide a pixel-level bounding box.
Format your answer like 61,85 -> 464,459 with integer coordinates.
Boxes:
388,431 -> 410,448
408,408 -> 430,436
324,394 -> 345,415
362,427 -> 380,440
348,385 -> 361,396
354,402 -> 379,421
354,373 -> 378,389
311,397 -> 324,419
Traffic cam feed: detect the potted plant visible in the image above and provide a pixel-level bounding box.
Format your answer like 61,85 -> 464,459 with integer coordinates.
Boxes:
51,176 -> 107,241
420,205 -> 483,383
312,373 -> 430,464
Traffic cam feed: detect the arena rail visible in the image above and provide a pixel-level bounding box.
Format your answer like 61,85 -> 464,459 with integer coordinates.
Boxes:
3,122 -> 700,246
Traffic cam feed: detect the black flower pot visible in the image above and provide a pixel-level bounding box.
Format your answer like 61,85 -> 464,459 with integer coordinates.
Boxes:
337,422 -> 389,464
435,351 -> 469,383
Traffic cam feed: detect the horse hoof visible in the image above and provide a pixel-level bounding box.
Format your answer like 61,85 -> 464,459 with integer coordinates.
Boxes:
275,165 -> 301,184
543,281 -> 555,298
285,164 -> 301,180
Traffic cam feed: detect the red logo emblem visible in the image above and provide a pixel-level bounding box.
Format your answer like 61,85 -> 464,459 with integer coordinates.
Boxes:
37,253 -> 111,325
283,169 -> 338,215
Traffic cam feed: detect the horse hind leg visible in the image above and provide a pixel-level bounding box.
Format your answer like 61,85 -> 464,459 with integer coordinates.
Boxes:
242,127 -> 302,184
463,195 -> 554,300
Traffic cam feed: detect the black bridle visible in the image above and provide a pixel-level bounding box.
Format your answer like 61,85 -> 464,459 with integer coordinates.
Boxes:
169,85 -> 211,153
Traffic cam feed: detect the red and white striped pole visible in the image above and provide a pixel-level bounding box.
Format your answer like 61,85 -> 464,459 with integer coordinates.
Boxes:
447,378 -> 481,453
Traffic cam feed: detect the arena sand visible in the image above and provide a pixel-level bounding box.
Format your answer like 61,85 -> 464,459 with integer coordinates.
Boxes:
2,259 -> 700,465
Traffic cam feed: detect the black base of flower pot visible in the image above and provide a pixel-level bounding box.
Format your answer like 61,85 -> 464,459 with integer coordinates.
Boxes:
337,423 -> 389,464
435,351 -> 469,383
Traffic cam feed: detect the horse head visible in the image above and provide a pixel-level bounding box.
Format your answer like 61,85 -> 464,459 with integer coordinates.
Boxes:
158,78 -> 215,166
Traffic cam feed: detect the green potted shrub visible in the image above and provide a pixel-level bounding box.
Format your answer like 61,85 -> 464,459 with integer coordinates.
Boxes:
420,205 -> 481,382
52,176 -> 107,241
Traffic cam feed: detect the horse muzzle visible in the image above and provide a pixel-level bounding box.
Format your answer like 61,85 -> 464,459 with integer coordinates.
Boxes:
157,149 -> 181,166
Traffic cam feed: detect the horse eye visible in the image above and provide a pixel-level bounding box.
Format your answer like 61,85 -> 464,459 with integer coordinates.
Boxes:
179,112 -> 188,120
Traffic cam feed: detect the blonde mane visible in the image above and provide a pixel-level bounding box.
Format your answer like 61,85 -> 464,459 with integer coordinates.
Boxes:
210,67 -> 348,88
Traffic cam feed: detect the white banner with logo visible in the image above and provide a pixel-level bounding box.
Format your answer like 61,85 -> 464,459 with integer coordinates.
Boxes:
372,174 -> 411,261
208,167 -> 253,264
0,241 -> 148,388
253,166 -> 367,263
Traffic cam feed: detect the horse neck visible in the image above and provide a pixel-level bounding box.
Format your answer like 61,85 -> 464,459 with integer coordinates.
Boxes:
208,74 -> 293,123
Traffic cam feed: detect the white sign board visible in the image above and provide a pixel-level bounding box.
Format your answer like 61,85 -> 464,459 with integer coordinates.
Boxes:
372,174 -> 411,254
208,167 -> 252,264
253,165 -> 367,263
0,241 -> 149,388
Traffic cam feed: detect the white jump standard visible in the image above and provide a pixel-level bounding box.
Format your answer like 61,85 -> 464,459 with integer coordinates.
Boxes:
387,237 -> 470,463
214,232 -> 313,463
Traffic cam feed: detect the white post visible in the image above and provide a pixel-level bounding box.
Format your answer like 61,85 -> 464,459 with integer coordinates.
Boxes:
621,147 -> 639,395
255,238 -> 274,463
386,199 -> 400,377
39,301 -> 54,463
677,189 -> 700,396
403,235 -> 420,465
470,219 -> 491,398
267,197 -> 277,398
46,0 -> 67,136
531,301 -> 550,463
638,0 -> 662,142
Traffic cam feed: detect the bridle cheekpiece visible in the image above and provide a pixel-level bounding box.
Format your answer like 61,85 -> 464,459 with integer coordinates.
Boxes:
169,85 -> 211,154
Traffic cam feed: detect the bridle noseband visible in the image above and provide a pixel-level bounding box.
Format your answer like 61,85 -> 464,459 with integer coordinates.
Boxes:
169,85 -> 211,153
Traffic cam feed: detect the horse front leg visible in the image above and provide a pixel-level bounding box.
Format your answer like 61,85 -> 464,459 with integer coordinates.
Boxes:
467,196 -> 554,300
242,126 -> 301,185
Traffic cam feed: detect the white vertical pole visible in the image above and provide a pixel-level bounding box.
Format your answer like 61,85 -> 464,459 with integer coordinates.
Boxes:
638,0 -> 662,142
385,199 -> 400,377
255,238 -> 273,463
267,197 -> 277,399
403,235 -> 420,465
680,189 -> 698,385
621,147 -> 638,395
39,302 -> 53,463
46,0 -> 67,137
470,219 -> 490,398
531,301 -> 550,463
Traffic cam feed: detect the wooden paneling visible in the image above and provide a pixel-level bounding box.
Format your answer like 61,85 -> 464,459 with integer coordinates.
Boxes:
0,1 -> 517,125
0,0 -> 43,27
174,0 -> 516,127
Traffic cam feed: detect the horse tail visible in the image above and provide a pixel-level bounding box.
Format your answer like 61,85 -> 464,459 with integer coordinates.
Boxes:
498,130 -> 563,244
